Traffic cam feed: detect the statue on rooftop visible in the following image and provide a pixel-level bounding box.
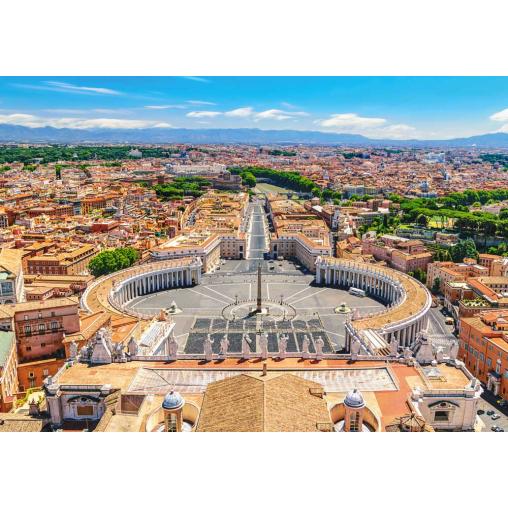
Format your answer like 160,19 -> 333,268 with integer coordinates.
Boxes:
168,334 -> 178,360
69,340 -> 78,360
204,334 -> 214,361
219,335 -> 230,357
390,336 -> 399,356
315,336 -> 324,361
278,334 -> 288,359
259,333 -> 268,359
302,335 -> 310,359
242,333 -> 252,359
350,337 -> 361,357
449,340 -> 459,361
128,336 -> 138,357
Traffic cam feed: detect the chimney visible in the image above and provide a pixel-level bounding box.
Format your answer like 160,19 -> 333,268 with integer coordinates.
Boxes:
262,362 -> 267,376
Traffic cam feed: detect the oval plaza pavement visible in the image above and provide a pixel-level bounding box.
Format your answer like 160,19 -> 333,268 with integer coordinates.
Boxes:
82,201 -> 431,357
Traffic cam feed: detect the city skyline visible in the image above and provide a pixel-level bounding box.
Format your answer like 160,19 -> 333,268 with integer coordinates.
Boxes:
1,77 -> 508,140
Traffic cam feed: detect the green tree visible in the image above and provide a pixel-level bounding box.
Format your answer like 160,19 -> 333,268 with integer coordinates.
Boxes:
432,277 -> 441,294
89,247 -> 140,277
450,239 -> 478,263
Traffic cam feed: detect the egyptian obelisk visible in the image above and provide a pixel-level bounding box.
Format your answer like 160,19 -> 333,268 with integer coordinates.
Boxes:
256,263 -> 262,313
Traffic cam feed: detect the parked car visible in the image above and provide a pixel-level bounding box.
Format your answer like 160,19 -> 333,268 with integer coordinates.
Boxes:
491,426 -> 504,432
487,410 -> 495,416
477,409 -> 485,415
491,414 -> 501,420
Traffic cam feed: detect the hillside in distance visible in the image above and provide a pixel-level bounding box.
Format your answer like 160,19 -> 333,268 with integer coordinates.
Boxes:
1,124 -> 508,148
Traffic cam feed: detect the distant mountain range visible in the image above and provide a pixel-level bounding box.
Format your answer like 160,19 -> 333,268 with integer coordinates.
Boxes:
1,123 -> 508,148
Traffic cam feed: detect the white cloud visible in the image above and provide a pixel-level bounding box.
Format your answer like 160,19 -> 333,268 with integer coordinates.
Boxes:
186,111 -> 222,118
224,107 -> 254,118
181,77 -> 210,83
497,124 -> 508,133
369,124 -> 417,139
0,113 -> 171,129
43,81 -> 121,95
144,104 -> 187,110
317,113 -> 387,129
186,100 -> 216,106
315,113 -> 418,139
490,108 -> 508,122
255,109 -> 308,121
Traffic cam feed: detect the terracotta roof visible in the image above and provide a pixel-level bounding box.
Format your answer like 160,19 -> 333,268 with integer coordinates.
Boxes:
0,248 -> 24,277
196,372 -> 332,432
0,413 -> 44,432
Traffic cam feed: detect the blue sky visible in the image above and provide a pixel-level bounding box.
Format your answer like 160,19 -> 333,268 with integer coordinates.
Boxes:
1,77 -> 508,139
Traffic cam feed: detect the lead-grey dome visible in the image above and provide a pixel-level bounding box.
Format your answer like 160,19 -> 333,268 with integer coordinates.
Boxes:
344,388 -> 365,409
162,390 -> 184,410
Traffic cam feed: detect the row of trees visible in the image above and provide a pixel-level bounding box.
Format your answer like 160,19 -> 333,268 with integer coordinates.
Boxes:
89,247 -> 140,277
153,176 -> 210,201
231,166 -> 327,197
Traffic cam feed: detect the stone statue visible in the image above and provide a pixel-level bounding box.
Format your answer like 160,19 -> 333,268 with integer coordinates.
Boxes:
403,347 -> 413,360
69,340 -> 78,360
315,336 -> 324,361
390,336 -> 399,356
436,346 -> 444,362
302,334 -> 310,359
259,333 -> 268,359
128,337 -> 138,357
204,334 -> 214,361
168,334 -> 178,360
449,340 -> 459,360
350,337 -> 361,356
278,334 -> 288,359
220,334 -> 230,356
242,333 -> 252,359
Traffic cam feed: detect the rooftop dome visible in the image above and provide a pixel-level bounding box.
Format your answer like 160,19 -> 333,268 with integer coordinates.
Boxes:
344,388 -> 365,409
162,390 -> 184,410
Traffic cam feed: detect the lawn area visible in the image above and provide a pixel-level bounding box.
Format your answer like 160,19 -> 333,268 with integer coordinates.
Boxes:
254,182 -> 295,195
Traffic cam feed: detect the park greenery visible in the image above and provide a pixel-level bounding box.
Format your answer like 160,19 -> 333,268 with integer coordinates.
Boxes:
480,153 -> 508,171
395,189 -> 508,239
0,145 -> 181,164
231,166 -> 323,196
153,176 -> 210,201
88,247 -> 140,277
268,149 -> 297,156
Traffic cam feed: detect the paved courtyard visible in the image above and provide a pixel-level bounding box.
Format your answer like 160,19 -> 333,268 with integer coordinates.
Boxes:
126,260 -> 386,351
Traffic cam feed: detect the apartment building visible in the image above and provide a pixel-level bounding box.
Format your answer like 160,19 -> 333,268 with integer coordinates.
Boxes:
362,235 -> 433,274
0,330 -> 18,412
26,243 -> 98,275
459,310 -> 508,400
426,258 -> 488,292
0,248 -> 25,304
268,196 -> 332,272
3,297 -> 80,363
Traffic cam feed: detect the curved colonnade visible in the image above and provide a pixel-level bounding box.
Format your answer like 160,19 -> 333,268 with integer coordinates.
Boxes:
315,257 -> 432,351
82,255 -> 431,356
81,257 -> 203,319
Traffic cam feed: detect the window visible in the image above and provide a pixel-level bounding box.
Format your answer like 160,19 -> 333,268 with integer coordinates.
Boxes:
24,325 -> 31,335
51,321 -> 58,330
41,342 -> 46,347
43,369 -> 49,376
26,346 -> 31,352
434,411 -> 449,422
349,411 -> 360,432
38,323 -> 45,333
77,405 -> 94,416
167,413 -> 177,432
